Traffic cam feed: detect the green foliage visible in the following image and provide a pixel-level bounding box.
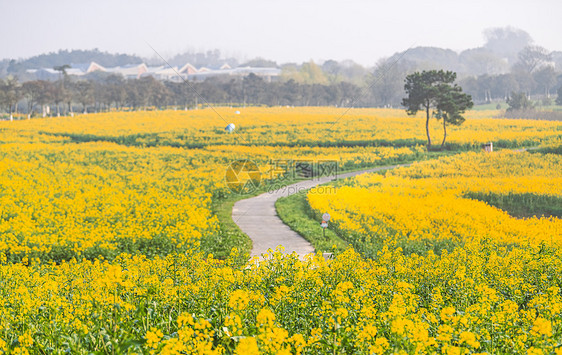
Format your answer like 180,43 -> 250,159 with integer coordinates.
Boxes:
541,97 -> 553,106
435,84 -> 474,126
466,191 -> 562,218
281,60 -> 329,84
0,76 -> 22,114
506,91 -> 534,111
435,83 -> 473,148
535,144 -> 562,155
210,195 -> 253,263
557,86 -> 562,105
402,70 -> 457,117
275,192 -> 349,253
402,70 -> 472,149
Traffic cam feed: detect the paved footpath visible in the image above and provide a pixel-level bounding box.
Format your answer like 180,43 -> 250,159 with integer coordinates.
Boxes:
232,164 -> 409,258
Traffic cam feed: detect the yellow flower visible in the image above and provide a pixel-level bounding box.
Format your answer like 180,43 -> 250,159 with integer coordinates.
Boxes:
531,317 -> 552,337
177,313 -> 194,327
358,324 -> 378,341
236,337 -> 259,355
436,324 -> 454,342
229,289 -> 250,311
12,347 -> 29,355
145,328 -> 164,349
290,334 -> 306,355
368,337 -> 389,354
440,307 -> 456,321
391,317 -> 409,336
459,331 -> 480,348
335,307 -> 349,319
18,333 -> 33,347
442,345 -> 463,355
256,308 -> 275,327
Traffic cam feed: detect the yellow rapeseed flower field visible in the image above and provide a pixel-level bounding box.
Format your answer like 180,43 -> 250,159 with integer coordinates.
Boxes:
308,151 -> 562,254
4,107 -> 560,148
1,245 -> 562,353
0,107 -> 560,353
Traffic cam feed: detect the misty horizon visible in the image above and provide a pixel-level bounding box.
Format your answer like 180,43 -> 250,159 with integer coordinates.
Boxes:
5,40 -> 562,69
1,0 -> 560,67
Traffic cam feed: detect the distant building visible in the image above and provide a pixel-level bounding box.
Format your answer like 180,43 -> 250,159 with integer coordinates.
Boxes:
25,61 -> 147,79
145,66 -> 181,81
86,62 -> 105,73
184,65 -> 281,82
105,63 -> 148,79
25,68 -> 60,80
179,63 -> 198,75
26,61 -> 280,82
25,65 -> 86,79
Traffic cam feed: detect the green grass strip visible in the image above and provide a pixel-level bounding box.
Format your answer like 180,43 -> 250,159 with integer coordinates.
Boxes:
276,191 -> 349,253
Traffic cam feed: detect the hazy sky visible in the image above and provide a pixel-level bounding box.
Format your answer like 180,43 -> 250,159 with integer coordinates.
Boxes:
1,0 -> 560,66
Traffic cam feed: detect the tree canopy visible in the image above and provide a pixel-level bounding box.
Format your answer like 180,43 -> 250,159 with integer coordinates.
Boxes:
507,91 -> 534,111
402,70 -> 473,149
435,83 -> 473,148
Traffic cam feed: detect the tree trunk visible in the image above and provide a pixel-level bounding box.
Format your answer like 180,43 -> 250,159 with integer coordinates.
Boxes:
27,101 -> 34,119
425,102 -> 432,148
441,117 -> 447,149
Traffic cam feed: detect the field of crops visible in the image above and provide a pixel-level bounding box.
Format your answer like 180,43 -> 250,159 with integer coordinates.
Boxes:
0,107 -> 561,353
5,107 -> 561,149
308,151 -> 562,256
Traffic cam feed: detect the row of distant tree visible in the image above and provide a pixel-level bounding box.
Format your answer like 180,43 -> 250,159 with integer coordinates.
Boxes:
370,44 -> 562,107
0,73 -> 367,118
0,67 -> 561,119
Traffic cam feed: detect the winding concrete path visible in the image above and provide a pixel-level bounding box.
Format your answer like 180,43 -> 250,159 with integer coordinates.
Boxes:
232,164 -> 409,257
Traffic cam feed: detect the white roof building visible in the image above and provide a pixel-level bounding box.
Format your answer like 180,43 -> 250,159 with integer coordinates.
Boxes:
105,63 -> 148,79
178,63 -> 198,75
145,66 -> 181,81
186,66 -> 281,82
26,61 -> 280,82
